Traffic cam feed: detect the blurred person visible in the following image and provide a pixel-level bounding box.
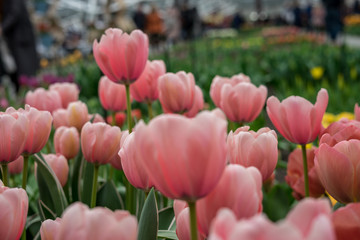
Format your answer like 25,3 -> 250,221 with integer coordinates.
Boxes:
305,1 -> 313,30
165,3 -> 181,46
145,4 -> 164,48
292,1 -> 303,27
1,0 -> 39,92
322,0 -> 344,43
354,0 -> 360,14
232,11 -> 245,30
180,1 -> 195,40
133,2 -> 146,31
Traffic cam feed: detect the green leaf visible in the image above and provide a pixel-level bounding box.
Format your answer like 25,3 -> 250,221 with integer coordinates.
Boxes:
37,200 -> 56,221
138,188 -> 158,240
80,159 -> 94,207
157,230 -> 178,240
159,207 -> 176,231
35,153 -> 68,218
27,215 -> 41,239
71,151 -> 83,202
333,201 -> 346,211
96,180 -> 124,210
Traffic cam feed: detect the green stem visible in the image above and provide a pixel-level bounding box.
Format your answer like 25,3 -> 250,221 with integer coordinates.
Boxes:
301,144 -> 310,197
125,83 -> 133,133
111,111 -> 116,126
22,154 -> 29,190
108,166 -> 114,181
90,164 -> 100,208
1,164 -> 8,187
147,101 -> 153,120
21,228 -> 26,240
188,201 -> 198,240
144,190 -> 149,200
124,175 -> 135,215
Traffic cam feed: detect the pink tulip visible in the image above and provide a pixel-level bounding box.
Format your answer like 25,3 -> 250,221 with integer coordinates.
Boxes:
267,89 -> 328,144
93,28 -> 148,84
119,132 -> 154,191
53,109 -> 70,129
319,119 -> 360,147
286,147 -> 325,199
54,127 -> 80,160
99,76 -> 128,111
81,122 -> 122,165
0,98 -> 9,109
111,131 -> 129,170
130,60 -> 166,103
332,203 -> 360,240
0,181 -> 29,240
158,71 -> 196,114
25,88 -> 62,113
49,83 -> 79,108
219,82 -> 267,123
40,202 -> 138,240
196,164 -> 263,237
184,86 -> 204,118
0,112 -> 29,163
8,156 -> 24,175
88,113 -> 105,123
67,101 -> 89,132
210,74 -> 251,108
315,139 -> 360,203
227,126 -> 278,181
41,154 -> 69,187
355,103 -> 360,121
135,109 -> 227,200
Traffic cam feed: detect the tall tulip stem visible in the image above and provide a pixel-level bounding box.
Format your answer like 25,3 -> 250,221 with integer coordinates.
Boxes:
22,154 -> 29,190
147,101 -> 153,120
111,111 -> 116,126
188,201 -> 198,240
301,144 -> 310,197
91,164 -> 100,208
1,164 -> 8,187
125,83 -> 132,133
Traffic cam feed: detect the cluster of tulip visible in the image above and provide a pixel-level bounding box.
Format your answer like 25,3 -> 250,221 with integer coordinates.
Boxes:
1,27 -> 360,240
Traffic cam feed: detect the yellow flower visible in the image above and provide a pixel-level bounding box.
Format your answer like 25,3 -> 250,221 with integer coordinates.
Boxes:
296,143 -> 313,149
40,58 -> 49,68
60,58 -> 68,67
337,74 -> 345,89
310,67 -> 324,80
322,112 -> 336,128
335,112 -> 354,121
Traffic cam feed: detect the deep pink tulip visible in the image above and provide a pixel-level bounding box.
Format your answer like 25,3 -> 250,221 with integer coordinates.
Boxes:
286,147 -> 325,199
315,139 -> 360,203
67,101 -> 89,132
332,203 -> 360,240
355,103 -> 360,121
40,202 -> 138,240
219,82 -> 267,123
158,71 -> 196,114
267,89 -> 328,144
130,60 -> 166,103
196,164 -> 263,237
54,127 -> 80,160
135,109 -> 227,200
8,156 -> 24,175
93,28 -> 148,84
81,122 -> 121,165
227,126 -> 278,181
49,83 -> 79,108
119,132 -> 154,191
0,181 -> 29,240
53,109 -> 70,129
319,119 -> 360,147
0,112 -> 29,163
210,74 -> 251,108
184,86 -> 204,118
99,76 -> 128,111
25,88 -> 62,113
40,154 -> 69,187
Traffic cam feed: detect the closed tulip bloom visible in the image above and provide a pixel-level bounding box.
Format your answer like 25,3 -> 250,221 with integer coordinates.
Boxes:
267,89 -> 329,145
210,74 -> 251,108
135,110 -> 227,200
315,139 -> 360,203
158,71 -> 196,114
81,122 -> 122,165
99,76 -> 128,111
130,60 -> 166,102
25,88 -> 62,113
8,156 -> 24,175
40,202 -> 138,240
41,154 -> 69,187
0,181 -> 29,240
197,164 -> 263,237
219,82 -> 267,123
67,101 -> 89,132
355,103 -> 360,121
227,126 -> 278,181
54,127 -> 80,160
184,86 -> 204,118
332,203 -> 360,240
93,28 -> 148,84
286,147 -> 325,199
49,83 -> 79,108
111,130 -> 129,170
88,113 -> 105,123
53,109 -> 70,129
319,119 -> 360,147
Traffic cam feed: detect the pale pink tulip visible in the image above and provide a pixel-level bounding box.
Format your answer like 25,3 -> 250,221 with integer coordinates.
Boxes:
332,203 -> 360,240
227,126 -> 278,181
67,101 -> 89,131
40,202 -> 138,240
88,113 -> 105,123
286,147 -> 325,199
99,76 -> 128,111
93,28 -> 148,84
111,131 -> 129,170
184,86 -> 204,118
25,88 -> 62,113
355,103 -> 360,121
158,71 -> 196,114
8,156 -> 24,175
49,83 -> 79,108
267,89 -> 328,144
54,127 -> 80,160
81,122 -> 122,165
130,60 -> 166,103
0,182 -> 28,240
53,109 -> 70,129
315,139 -> 360,203
135,109 -> 227,200
41,154 -> 69,187
319,119 -> 360,147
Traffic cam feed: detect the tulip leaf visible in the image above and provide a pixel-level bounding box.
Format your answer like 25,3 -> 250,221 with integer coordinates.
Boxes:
96,180 -> 124,210
333,202 -> 345,211
37,200 -> 56,221
138,188 -> 158,240
80,159 -> 94,207
27,215 -> 41,239
157,230 -> 178,240
71,150 -> 83,202
159,207 -> 176,231
35,153 -> 68,218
